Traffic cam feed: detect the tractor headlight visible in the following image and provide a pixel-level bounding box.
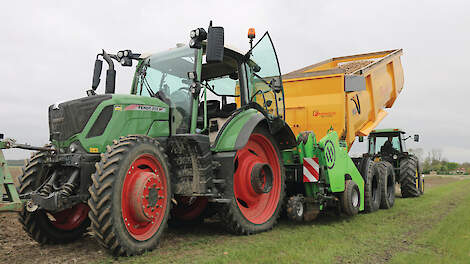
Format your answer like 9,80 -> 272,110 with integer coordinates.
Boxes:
393,154 -> 398,160
190,30 -> 196,39
117,51 -> 124,58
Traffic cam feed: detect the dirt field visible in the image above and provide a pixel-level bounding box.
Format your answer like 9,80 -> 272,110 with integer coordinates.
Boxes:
0,170 -> 467,264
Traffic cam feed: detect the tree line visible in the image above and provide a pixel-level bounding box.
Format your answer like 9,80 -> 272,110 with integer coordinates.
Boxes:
409,148 -> 469,175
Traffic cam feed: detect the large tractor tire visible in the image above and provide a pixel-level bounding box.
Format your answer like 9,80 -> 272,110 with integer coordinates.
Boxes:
361,158 -> 382,213
341,180 -> 360,216
88,136 -> 171,256
18,151 -> 90,244
376,161 -> 395,209
218,126 -> 285,235
399,156 -> 422,198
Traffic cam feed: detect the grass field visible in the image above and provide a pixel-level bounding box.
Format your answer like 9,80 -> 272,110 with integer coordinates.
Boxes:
3,167 -> 469,264
97,176 -> 470,264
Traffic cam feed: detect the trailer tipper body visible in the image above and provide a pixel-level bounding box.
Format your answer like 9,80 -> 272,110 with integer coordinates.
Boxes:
282,49 -> 404,149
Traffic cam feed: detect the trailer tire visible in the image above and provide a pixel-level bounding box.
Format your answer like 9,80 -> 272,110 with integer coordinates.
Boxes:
362,158 -> 382,213
218,126 -> 285,235
286,195 -> 304,222
399,156 -> 421,198
88,135 -> 171,256
377,161 -> 395,209
341,180 -> 360,216
18,151 -> 90,244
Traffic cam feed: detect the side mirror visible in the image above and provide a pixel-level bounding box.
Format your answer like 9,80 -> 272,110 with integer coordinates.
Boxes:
414,134 -> 419,142
92,59 -> 103,90
358,136 -> 364,142
206,25 -> 224,63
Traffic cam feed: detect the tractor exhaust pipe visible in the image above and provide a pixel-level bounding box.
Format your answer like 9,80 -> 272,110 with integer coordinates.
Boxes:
102,50 -> 116,94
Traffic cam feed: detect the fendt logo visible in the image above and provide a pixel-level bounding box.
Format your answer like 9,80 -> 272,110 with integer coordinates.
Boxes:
324,140 -> 336,169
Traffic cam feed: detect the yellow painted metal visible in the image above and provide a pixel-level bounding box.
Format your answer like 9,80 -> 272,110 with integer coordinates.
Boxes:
282,49 -> 404,150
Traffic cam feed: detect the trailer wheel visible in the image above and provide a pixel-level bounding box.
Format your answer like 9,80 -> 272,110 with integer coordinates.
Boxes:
341,180 -> 360,216
18,151 -> 90,244
399,156 -> 421,198
362,158 -> 381,213
88,136 -> 171,256
377,161 -> 395,209
286,195 -> 304,222
219,126 -> 285,234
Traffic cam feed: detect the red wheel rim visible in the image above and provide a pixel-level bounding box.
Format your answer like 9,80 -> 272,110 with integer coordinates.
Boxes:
234,133 -> 281,224
172,197 -> 208,221
121,154 -> 168,241
51,203 -> 90,231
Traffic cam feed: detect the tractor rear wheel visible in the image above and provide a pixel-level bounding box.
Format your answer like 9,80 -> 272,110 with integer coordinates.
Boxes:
341,180 -> 360,216
377,161 -> 395,209
88,136 -> 171,256
18,151 -> 90,244
399,156 -> 421,198
361,158 -> 382,213
219,126 -> 285,234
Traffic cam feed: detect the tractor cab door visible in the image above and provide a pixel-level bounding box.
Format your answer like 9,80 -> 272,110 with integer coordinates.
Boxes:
245,32 -> 285,120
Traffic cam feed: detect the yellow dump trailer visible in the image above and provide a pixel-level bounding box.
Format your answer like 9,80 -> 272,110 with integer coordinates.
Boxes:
282,49 -> 404,150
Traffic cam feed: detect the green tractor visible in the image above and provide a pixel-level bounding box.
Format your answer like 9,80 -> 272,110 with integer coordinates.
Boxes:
11,22 -> 383,256
16,23 -> 298,255
358,128 -> 424,198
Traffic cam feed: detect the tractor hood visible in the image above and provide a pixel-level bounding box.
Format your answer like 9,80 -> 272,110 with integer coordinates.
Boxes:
48,94 -> 170,153
49,95 -> 112,142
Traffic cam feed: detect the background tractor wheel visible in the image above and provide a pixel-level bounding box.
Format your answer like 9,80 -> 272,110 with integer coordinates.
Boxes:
88,136 -> 171,256
218,126 -> 285,235
341,180 -> 360,216
18,151 -> 90,244
361,158 -> 382,213
377,161 -> 395,209
399,156 -> 421,198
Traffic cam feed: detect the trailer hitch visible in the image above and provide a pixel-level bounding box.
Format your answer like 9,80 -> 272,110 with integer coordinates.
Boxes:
1,138 -> 54,152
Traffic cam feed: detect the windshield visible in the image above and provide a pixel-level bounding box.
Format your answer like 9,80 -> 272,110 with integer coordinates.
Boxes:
134,46 -> 195,133
369,135 -> 401,154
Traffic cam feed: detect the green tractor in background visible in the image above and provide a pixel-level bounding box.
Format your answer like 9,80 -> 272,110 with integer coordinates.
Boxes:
16,22 -> 298,255
358,128 -> 424,198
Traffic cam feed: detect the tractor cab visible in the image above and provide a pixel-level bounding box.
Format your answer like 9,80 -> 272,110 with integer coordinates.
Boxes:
131,28 -> 285,144
367,129 -> 419,157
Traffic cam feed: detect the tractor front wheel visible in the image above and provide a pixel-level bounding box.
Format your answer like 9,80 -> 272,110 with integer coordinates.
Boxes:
219,126 -> 285,234
18,151 -> 90,244
88,136 -> 171,256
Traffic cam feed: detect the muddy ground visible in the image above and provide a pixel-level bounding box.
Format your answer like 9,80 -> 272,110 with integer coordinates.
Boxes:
0,171 -> 465,264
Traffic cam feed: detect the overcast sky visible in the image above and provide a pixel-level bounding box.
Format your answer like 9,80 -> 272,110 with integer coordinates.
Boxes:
1,0 -> 469,162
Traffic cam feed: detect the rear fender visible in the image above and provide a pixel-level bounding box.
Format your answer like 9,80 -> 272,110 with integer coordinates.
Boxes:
212,108 -> 296,152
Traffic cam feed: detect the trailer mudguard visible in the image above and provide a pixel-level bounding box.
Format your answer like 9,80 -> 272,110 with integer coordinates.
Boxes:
212,108 -> 296,152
